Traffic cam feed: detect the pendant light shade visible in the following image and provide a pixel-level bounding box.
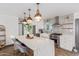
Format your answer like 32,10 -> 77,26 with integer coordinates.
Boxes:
22,12 -> 27,24
27,16 -> 32,24
34,3 -> 42,21
27,9 -> 32,24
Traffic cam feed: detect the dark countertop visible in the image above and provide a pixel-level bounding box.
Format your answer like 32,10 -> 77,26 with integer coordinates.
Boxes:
50,33 -> 62,35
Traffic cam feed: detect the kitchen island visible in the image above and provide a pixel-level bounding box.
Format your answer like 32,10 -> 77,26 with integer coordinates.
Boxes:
16,35 -> 55,56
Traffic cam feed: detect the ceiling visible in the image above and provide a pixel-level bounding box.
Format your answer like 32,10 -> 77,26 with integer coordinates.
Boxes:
0,3 -> 79,19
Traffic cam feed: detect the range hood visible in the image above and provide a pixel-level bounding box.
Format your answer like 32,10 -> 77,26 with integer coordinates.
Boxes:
53,16 -> 60,26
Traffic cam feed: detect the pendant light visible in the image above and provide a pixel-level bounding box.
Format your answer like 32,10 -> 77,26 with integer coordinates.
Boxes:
27,9 -> 32,24
22,12 -> 27,24
34,3 -> 42,21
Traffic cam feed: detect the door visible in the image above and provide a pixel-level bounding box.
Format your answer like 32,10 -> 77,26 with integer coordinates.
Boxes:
33,25 -> 36,36
75,19 -> 79,51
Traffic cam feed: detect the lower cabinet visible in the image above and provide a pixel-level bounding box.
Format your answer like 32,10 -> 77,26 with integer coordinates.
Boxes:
60,34 -> 75,51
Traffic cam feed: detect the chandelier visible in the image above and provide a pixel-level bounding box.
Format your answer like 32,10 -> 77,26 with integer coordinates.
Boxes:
22,3 -> 42,24
34,3 -> 42,21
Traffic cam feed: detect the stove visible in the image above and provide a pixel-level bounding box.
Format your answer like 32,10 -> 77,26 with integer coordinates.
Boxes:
50,33 -> 62,47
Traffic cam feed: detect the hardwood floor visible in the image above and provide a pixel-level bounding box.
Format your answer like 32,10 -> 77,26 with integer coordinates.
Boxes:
0,45 -> 28,56
55,47 -> 75,56
0,45 -> 78,56
0,45 -> 15,56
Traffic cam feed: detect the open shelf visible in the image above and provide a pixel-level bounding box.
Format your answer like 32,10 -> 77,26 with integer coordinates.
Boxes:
61,28 -> 73,29
61,23 -> 73,26
0,25 -> 6,48
0,35 -> 6,36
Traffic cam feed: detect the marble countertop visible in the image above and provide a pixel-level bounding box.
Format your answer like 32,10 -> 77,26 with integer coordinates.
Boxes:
16,35 -> 55,56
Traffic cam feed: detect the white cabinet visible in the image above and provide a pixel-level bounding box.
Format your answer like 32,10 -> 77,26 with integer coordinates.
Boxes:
60,35 -> 75,51
59,14 -> 75,51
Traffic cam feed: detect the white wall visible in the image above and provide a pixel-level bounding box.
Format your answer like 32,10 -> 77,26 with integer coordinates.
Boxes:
0,14 -> 18,45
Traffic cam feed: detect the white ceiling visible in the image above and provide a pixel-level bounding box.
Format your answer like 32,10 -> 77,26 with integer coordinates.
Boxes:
0,3 -> 79,19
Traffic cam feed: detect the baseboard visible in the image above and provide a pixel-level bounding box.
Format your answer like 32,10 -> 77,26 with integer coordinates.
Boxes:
59,47 -> 73,52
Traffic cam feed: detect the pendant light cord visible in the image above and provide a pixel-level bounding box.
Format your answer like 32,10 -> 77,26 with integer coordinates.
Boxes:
24,12 -> 26,19
28,9 -> 31,17
37,3 -> 40,10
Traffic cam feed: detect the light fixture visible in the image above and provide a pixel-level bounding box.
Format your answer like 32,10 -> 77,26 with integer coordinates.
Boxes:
22,12 -> 27,24
34,3 -> 42,21
27,9 -> 32,24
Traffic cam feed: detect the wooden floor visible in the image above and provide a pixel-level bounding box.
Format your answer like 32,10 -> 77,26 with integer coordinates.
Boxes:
55,47 -> 75,56
0,45 -> 78,56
